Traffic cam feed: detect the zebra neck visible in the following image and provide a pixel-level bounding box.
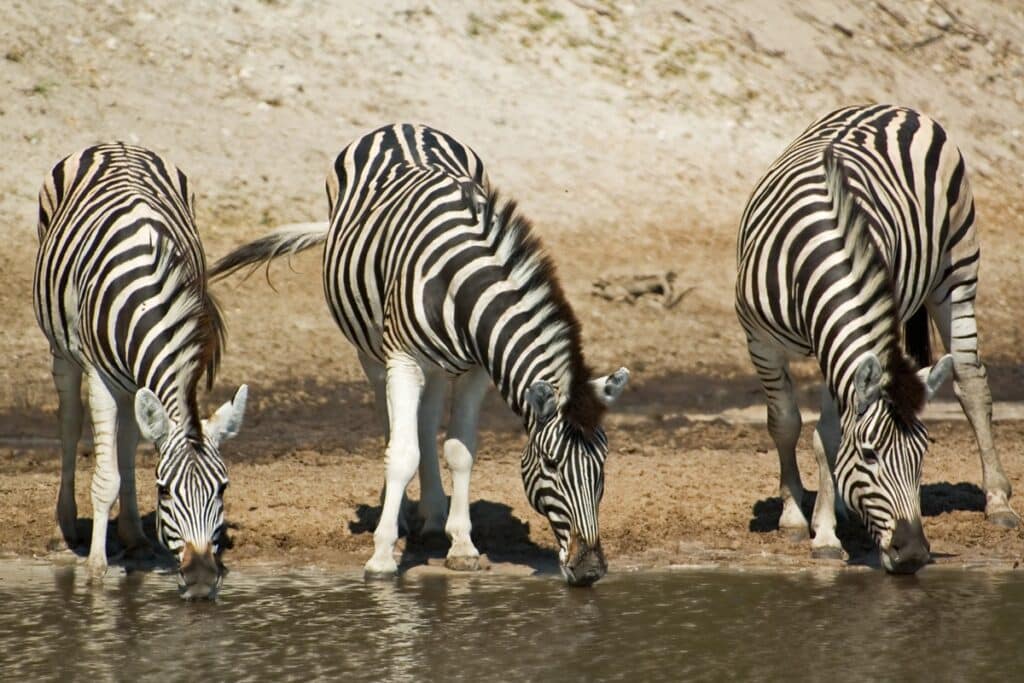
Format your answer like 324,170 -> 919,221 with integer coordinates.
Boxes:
143,358 -> 204,440
478,315 -> 576,426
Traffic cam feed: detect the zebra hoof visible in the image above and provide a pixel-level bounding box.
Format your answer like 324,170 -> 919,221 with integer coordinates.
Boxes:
363,567 -> 399,580
987,510 -> 1020,529
445,555 -> 481,572
363,554 -> 399,579
780,526 -> 810,543
811,546 -> 845,560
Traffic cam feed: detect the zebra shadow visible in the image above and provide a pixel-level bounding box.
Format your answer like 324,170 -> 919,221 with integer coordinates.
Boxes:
349,499 -> 558,574
55,511 -> 179,574
748,481 -> 988,562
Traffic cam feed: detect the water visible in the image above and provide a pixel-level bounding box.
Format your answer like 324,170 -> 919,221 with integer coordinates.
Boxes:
0,561 -> 1019,682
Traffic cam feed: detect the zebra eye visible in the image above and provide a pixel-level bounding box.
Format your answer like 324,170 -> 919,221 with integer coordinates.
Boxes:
861,446 -> 879,465
157,484 -> 171,500
218,482 -> 228,497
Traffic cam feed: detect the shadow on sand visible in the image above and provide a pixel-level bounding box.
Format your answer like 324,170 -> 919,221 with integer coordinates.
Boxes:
349,498 -> 557,574
54,510 -> 184,575
748,482 -> 987,563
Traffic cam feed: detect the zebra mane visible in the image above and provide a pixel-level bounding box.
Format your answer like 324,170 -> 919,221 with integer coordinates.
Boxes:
825,147 -> 925,423
482,189 -> 607,435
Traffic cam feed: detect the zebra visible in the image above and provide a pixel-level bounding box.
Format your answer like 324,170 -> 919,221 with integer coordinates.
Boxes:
34,143 -> 248,597
211,124 -> 628,585
736,104 -> 1017,573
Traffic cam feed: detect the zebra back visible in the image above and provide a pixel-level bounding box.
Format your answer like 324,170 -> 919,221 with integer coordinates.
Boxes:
736,104 -> 972,408
34,143 -> 224,432
326,123 -> 488,230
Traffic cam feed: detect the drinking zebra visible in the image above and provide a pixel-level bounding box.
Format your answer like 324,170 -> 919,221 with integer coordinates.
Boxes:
34,143 -> 248,597
736,104 -> 1016,573
211,124 -> 628,585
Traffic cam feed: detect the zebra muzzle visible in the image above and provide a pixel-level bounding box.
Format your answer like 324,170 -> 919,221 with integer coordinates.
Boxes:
563,538 -> 607,587
179,542 -> 222,599
882,518 -> 930,575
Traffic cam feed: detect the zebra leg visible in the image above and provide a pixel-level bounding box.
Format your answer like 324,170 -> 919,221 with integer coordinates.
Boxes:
85,369 -> 121,581
810,387 -> 844,559
359,352 -> 411,534
115,394 -> 150,555
358,351 -> 391,443
748,338 -> 808,540
365,353 -> 425,576
416,371 -> 449,538
929,294 -> 1019,527
443,367 -> 489,570
52,353 -> 84,549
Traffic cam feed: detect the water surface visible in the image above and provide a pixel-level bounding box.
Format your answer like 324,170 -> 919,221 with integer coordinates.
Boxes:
0,561 -> 1018,681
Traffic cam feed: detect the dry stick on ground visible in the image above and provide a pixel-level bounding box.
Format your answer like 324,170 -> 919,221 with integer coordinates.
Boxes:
876,1 -> 908,28
592,272 -> 694,309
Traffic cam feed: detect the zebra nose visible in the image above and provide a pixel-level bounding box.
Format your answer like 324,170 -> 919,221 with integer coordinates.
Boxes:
884,519 -> 930,574
179,542 -> 221,599
564,538 -> 607,587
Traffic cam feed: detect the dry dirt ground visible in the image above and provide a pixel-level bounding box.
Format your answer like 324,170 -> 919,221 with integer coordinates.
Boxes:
1,1 -> 1023,575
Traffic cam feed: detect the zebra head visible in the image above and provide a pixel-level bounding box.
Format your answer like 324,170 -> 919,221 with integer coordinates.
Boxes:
839,354 -> 953,574
523,367 -> 629,587
134,385 -> 248,598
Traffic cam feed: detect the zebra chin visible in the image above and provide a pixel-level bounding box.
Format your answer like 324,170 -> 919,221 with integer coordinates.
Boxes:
176,542 -> 223,600
560,538 -> 607,587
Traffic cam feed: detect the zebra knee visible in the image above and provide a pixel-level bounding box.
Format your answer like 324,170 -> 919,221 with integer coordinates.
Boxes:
384,441 -> 420,486
443,439 -> 473,474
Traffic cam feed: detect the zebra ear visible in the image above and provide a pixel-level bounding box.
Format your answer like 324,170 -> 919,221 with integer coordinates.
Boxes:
918,354 -> 954,402
204,384 -> 248,446
135,388 -> 170,447
854,354 -> 884,415
591,367 -> 630,406
526,381 -> 558,425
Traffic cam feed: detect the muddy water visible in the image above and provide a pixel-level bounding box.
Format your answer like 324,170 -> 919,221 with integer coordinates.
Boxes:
0,562 -> 1019,681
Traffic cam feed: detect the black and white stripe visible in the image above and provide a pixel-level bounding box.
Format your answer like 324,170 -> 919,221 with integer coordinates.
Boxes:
212,124 -> 628,585
34,143 -> 247,597
736,104 -> 1016,572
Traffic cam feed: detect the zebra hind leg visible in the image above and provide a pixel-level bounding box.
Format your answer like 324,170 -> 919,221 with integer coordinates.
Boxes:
810,387 -> 844,559
929,295 -> 1019,528
442,367 -> 490,571
748,338 -> 809,541
360,352 -> 413,537
52,354 -> 84,550
415,371 -> 449,540
365,354 -> 426,577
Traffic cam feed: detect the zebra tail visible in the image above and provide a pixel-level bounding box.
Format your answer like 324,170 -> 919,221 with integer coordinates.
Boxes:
208,222 -> 329,283
903,306 -> 932,369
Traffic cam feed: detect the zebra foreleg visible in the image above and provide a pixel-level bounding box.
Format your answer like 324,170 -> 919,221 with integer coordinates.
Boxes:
416,372 -> 449,538
930,294 -> 1019,527
52,353 -> 83,550
810,388 -> 844,559
116,395 -> 150,556
85,369 -> 121,581
366,354 -> 426,577
443,367 -> 489,571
